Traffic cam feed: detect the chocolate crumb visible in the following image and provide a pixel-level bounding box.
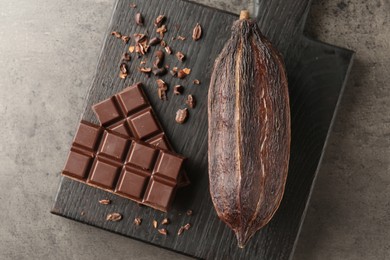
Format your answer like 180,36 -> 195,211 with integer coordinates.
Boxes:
186,209 -> 193,216
184,223 -> 191,230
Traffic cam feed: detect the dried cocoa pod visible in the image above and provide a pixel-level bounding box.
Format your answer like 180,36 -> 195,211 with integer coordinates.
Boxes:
208,10 -> 290,248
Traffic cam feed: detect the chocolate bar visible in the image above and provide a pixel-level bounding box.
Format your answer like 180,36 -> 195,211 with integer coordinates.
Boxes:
92,83 -> 189,187
62,121 -> 185,212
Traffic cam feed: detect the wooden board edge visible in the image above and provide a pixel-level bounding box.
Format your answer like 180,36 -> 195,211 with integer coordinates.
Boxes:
288,50 -> 355,260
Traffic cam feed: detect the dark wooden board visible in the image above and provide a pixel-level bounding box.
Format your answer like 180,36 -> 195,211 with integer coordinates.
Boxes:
51,0 -> 354,259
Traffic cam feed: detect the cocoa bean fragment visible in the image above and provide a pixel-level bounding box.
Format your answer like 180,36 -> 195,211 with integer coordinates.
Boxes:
149,37 -> 161,46
154,15 -> 166,27
135,13 -> 144,25
186,95 -> 195,108
192,23 -> 202,41
106,213 -> 122,222
176,51 -> 185,62
175,108 -> 188,124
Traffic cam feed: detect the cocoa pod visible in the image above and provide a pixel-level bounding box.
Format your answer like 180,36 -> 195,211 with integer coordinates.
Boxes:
208,10 -> 290,248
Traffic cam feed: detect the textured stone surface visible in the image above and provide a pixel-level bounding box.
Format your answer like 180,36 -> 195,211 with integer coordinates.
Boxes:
0,0 -> 388,259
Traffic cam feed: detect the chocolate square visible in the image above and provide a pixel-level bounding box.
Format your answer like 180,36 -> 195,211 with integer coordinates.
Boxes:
116,84 -> 148,115
88,157 -> 121,189
92,97 -> 123,126
147,134 -> 171,150
126,141 -> 158,170
98,131 -> 129,161
107,119 -> 132,137
116,166 -> 150,200
63,149 -> 93,180
152,151 -> 184,181
73,121 -> 102,151
143,178 -> 176,211
128,108 -> 161,140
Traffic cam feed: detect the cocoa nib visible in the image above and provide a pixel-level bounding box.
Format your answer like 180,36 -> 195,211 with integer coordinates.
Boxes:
149,37 -> 161,46
177,68 -> 191,79
177,226 -> 185,236
176,108 -> 188,124
156,25 -> 167,37
173,85 -> 183,95
98,199 -> 111,205
164,46 -> 172,55
154,15 -> 166,27
153,50 -> 164,68
170,67 -> 178,77
177,35 -> 186,41
158,228 -> 168,235
176,51 -> 185,62
193,79 -> 200,85
111,31 -> 122,38
139,67 -> 152,74
133,218 -> 142,226
121,35 -> 130,44
134,33 -> 147,44
160,40 -> 167,47
186,95 -> 196,108
121,53 -> 131,61
186,209 -> 193,216
106,213 -> 122,222
152,67 -> 167,76
192,23 -> 202,41
129,3 -> 137,8
156,79 -> 168,100
152,220 -> 158,228
161,218 -> 169,225
135,13 -> 144,25
119,63 -> 128,79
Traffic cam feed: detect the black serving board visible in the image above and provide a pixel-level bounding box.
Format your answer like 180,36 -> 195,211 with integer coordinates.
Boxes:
51,0 -> 354,259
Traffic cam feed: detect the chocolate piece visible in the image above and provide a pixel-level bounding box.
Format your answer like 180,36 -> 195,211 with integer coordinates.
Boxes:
92,97 -> 124,126
73,121 -> 102,152
88,156 -> 122,189
127,108 -> 161,140
63,148 -> 93,180
62,125 -> 186,212
98,131 -> 130,161
126,141 -> 158,170
116,166 -> 150,200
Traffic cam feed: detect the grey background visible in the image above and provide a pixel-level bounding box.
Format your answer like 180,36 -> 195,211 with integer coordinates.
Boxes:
0,0 -> 388,259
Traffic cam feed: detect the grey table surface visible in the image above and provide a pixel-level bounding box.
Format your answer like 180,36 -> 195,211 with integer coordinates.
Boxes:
0,0 -> 388,259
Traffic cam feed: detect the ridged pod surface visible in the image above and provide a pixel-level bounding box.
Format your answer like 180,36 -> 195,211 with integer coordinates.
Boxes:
208,11 -> 290,248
